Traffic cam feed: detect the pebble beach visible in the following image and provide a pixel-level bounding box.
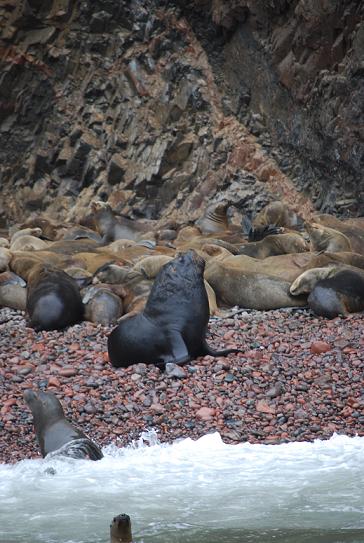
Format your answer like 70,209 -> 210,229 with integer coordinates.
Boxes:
1,307 -> 363,464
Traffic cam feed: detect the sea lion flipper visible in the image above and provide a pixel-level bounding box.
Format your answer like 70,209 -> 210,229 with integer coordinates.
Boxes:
201,339 -> 243,358
164,331 -> 190,365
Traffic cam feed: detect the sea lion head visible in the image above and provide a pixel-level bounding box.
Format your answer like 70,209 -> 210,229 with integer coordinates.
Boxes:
24,389 -> 64,428
110,513 -> 132,543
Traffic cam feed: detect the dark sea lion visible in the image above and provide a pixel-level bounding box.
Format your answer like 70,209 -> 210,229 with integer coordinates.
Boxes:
308,268 -> 364,318
24,389 -> 103,460
82,285 -> 123,325
108,250 -> 241,368
110,514 -> 133,543
195,201 -> 230,234
238,232 -> 308,258
26,264 -> 84,331
305,222 -> 352,252
91,201 -> 154,242
253,201 -> 300,228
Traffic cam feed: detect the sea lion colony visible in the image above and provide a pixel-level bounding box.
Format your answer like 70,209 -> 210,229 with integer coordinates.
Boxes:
3,201 -> 364,458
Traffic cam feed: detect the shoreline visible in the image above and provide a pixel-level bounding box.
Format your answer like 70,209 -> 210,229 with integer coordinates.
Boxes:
1,307 -> 363,464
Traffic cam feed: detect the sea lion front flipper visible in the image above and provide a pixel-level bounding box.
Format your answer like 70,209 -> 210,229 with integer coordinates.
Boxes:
163,331 -> 191,366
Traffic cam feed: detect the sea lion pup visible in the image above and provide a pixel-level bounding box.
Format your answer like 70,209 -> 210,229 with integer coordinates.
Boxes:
26,264 -> 84,331
308,268 -> 364,318
91,201 -> 155,242
238,232 -> 308,259
10,235 -> 49,252
305,222 -> 352,253
24,389 -> 103,460
108,250 -> 242,368
253,201 -> 300,229
204,259 -> 308,309
242,216 -> 283,242
195,201 -> 230,235
82,285 -> 123,325
93,263 -> 131,284
110,514 -> 133,543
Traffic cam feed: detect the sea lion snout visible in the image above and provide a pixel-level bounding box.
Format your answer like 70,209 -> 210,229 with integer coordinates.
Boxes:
23,389 -> 39,404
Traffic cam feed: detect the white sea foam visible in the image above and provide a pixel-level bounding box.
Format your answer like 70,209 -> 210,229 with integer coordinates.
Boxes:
0,432 -> 363,542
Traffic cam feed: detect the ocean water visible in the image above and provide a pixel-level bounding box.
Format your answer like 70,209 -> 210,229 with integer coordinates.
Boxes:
0,431 -> 363,543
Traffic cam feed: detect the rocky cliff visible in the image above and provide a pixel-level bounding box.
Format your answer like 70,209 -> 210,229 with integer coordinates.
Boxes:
0,0 -> 362,228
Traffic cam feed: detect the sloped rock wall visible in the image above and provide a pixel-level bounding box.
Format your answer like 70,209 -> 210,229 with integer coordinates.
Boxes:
1,0 -> 361,227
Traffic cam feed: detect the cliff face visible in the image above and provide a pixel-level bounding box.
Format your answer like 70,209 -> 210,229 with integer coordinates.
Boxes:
0,0 -> 362,227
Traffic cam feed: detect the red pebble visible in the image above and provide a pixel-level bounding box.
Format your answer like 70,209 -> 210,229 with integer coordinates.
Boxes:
310,341 -> 331,354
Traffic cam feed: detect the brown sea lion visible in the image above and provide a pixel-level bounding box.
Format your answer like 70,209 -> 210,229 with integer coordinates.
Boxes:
82,285 -> 123,325
19,217 -> 65,240
290,266 -> 339,295
10,252 -> 70,280
0,247 -> 11,272
110,514 -> 133,543
314,214 -> 364,254
26,264 -> 84,331
61,225 -> 103,243
238,232 -> 308,259
91,201 -> 154,242
10,227 -> 43,243
305,222 -> 352,252
308,268 -> 364,318
204,259 -> 307,309
93,263 -> 131,284
195,201 -> 230,234
10,235 -> 49,252
0,237 -> 9,248
24,389 -> 103,460
47,238 -> 102,255
0,271 -> 27,310
253,201 -> 300,228
108,250 -> 242,368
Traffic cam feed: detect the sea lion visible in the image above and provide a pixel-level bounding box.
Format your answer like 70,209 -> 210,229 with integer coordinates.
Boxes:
10,227 -> 43,244
238,232 -> 308,258
10,235 -> 49,252
110,514 -> 133,543
26,264 -> 84,331
290,266 -> 339,295
0,247 -> 11,271
195,201 -> 230,234
253,201 -> 300,228
64,266 -> 93,288
61,225 -> 103,243
0,271 -> 27,310
93,263 -> 130,284
91,201 -> 154,242
82,285 -> 123,325
305,222 -> 352,253
24,389 -> 103,460
108,250 -> 242,368
308,268 -> 364,318
0,237 -> 9,248
204,259 -> 308,309
314,214 -> 364,254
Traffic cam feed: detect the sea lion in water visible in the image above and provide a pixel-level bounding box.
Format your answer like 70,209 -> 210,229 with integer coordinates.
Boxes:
24,389 -> 103,460
305,222 -> 352,252
110,514 -> 133,543
307,268 -> 364,318
26,264 -> 84,331
108,250 -> 242,368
